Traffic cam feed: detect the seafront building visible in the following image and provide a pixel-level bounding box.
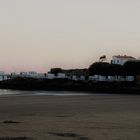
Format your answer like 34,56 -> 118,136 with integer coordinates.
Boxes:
0,71 -> 9,81
88,75 -> 134,82
88,55 -> 140,82
0,55 -> 139,83
48,68 -> 87,81
19,71 -> 45,79
111,55 -> 136,65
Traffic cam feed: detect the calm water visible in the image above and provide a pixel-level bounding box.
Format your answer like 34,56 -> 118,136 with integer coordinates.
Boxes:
0,89 -> 90,96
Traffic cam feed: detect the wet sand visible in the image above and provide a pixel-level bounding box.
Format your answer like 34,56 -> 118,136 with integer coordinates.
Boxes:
0,93 -> 140,140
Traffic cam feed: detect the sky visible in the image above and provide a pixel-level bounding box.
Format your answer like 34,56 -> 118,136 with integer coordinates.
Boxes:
0,0 -> 140,72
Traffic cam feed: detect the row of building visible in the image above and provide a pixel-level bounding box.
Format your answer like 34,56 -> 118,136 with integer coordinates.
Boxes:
0,55 -> 139,82
89,55 -> 140,82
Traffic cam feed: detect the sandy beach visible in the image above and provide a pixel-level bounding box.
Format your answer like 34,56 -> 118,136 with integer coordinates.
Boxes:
0,93 -> 140,140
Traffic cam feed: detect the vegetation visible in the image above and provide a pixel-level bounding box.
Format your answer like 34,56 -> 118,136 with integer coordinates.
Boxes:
88,61 -> 140,76
123,61 -> 140,75
50,68 -> 63,76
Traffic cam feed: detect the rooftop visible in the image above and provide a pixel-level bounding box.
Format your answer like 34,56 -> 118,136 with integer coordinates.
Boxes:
113,55 -> 136,59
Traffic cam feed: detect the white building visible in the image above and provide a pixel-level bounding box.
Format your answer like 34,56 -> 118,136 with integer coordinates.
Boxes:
35,73 -> 46,79
20,72 -> 28,77
46,73 -> 55,79
89,75 -> 108,81
0,71 -> 9,81
88,75 -> 135,82
70,75 -> 86,81
111,55 -> 136,65
28,71 -> 38,78
126,76 -> 134,82
19,71 -> 46,79
56,73 -> 66,79
80,75 -> 85,81
72,75 -> 78,81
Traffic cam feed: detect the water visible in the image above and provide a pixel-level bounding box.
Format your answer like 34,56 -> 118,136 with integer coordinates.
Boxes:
0,89 -> 90,96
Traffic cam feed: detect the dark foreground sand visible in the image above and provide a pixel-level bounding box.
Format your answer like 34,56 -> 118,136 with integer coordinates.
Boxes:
0,93 -> 140,140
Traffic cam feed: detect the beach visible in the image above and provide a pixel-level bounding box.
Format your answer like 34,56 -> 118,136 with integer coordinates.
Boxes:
0,93 -> 140,140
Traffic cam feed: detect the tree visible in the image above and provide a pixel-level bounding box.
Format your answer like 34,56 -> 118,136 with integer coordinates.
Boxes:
88,62 -> 124,76
124,61 -> 140,75
50,68 -> 63,76
99,55 -> 107,62
88,62 -> 109,76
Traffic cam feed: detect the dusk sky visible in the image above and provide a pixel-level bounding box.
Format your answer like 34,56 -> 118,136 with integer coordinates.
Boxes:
0,0 -> 140,72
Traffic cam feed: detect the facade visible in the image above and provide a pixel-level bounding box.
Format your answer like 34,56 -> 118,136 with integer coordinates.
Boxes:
69,75 -> 86,81
46,73 -> 55,79
0,72 -> 9,81
19,71 -> 46,79
72,75 -> 78,81
35,73 -> 46,79
56,73 -> 66,79
28,71 -> 38,78
111,55 -> 136,65
126,76 -> 134,82
19,72 -> 28,77
80,75 -> 85,81
48,68 -> 87,81
88,75 -> 134,82
19,72 -> 38,78
65,69 -> 87,81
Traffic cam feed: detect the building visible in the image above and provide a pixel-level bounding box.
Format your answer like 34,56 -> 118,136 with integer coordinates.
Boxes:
88,75 -> 134,82
0,71 -> 9,81
88,62 -> 135,82
46,73 -> 55,79
56,73 -> 66,79
49,68 -> 87,81
28,71 -> 38,78
19,72 -> 28,77
111,55 -> 136,65
19,71 -> 45,79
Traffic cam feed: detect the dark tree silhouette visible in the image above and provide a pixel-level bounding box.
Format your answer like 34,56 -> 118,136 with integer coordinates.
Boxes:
124,61 -> 140,75
88,62 -> 124,76
50,68 -> 63,76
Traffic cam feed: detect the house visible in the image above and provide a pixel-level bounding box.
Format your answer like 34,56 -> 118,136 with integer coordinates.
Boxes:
88,62 -> 135,82
70,75 -> 86,81
19,71 -> 46,79
28,71 -> 38,78
45,73 -> 66,79
35,73 -> 46,79
49,68 -> 87,81
88,75 -> 134,82
19,72 -> 28,77
0,71 -> 9,81
19,71 -> 38,78
111,55 -> 136,65
64,69 -> 87,81
126,76 -> 134,82
56,73 -> 66,79
89,75 -> 105,81
46,73 -> 55,79
80,75 -> 86,81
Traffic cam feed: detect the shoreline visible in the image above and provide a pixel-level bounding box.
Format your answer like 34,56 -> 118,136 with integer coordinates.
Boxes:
0,78 -> 140,94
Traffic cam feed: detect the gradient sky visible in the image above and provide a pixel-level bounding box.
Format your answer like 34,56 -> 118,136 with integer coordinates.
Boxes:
0,0 -> 140,72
